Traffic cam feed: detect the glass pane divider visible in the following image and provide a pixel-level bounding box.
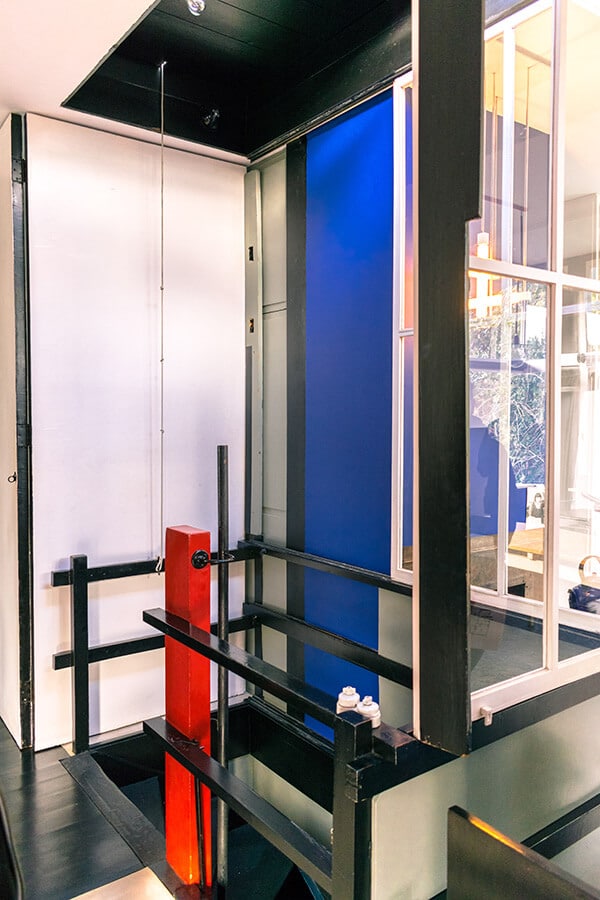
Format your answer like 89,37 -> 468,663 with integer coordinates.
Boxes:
502,25 -> 516,263
545,282 -> 561,671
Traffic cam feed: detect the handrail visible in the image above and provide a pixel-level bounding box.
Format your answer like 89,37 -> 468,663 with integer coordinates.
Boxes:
50,548 -> 256,754
51,546 -> 255,587
143,606 -> 416,762
239,539 -> 412,596
52,615 -> 255,670
145,716 -> 333,893
243,601 -> 412,688
144,608 -> 339,727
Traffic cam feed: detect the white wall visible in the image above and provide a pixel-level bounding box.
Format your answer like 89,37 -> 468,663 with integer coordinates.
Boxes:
26,115 -> 246,749
0,116 -> 21,745
372,693 -> 600,899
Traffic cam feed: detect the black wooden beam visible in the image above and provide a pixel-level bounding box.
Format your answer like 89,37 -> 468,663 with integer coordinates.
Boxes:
51,546 -> 256,587
11,114 -> 34,750
144,716 -> 333,894
243,601 -> 412,688
416,0 -> 483,755
248,12 -> 411,158
143,608 -> 338,727
246,697 -> 334,812
71,555 -> 90,755
331,712 -> 373,900
524,791 -> 600,860
239,539 -> 412,596
53,615 -> 255,669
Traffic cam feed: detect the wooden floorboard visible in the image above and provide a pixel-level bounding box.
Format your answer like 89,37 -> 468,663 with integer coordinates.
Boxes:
0,719 -> 143,900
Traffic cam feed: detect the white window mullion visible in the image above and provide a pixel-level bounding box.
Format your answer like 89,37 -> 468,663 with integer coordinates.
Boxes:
501,26 -> 516,264
546,0 -> 568,671
493,27 -> 517,596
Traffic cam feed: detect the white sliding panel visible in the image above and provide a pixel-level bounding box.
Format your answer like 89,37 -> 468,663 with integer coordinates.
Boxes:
27,115 -> 246,749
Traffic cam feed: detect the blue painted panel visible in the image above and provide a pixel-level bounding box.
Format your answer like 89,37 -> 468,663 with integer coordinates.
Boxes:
304,92 -> 394,710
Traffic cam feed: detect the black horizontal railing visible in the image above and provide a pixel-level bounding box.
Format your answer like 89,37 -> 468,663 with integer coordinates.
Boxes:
145,716 -> 333,893
239,539 -> 412,596
143,603 -> 417,900
51,548 -> 254,755
243,601 -> 413,689
53,539 -> 413,756
144,608 -> 339,727
52,615 -> 255,671
143,607 -> 415,763
524,790 -> 600,860
51,546 -> 256,587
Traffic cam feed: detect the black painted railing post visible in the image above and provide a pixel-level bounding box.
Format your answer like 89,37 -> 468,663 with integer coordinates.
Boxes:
71,554 -> 90,754
331,711 -> 373,900
217,445 -> 230,895
253,551 -> 264,699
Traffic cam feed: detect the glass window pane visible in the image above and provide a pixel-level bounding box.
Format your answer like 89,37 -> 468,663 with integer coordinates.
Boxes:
469,34 -> 504,261
564,1 -> 600,277
512,9 -> 552,267
564,0 -> 600,278
469,277 -> 547,690
559,288 -> 600,659
470,10 -> 552,268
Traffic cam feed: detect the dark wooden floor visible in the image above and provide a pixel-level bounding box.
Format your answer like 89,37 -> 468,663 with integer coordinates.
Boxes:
0,718 -> 142,900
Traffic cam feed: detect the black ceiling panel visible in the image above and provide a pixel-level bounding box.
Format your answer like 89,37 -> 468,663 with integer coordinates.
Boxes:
64,0 -> 411,157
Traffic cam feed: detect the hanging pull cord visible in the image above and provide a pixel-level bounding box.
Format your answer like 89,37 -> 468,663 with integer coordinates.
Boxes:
156,60 -> 167,574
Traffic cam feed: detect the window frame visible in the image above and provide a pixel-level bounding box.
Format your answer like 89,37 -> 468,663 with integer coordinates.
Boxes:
391,0 -> 600,726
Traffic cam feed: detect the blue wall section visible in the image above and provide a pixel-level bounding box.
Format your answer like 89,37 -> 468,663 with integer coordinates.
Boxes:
304,92 -> 394,707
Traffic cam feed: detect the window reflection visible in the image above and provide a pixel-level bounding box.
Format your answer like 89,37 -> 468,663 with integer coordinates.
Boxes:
469,278 -> 547,690
560,289 -> 600,654
564,1 -> 600,278
468,8 -> 552,267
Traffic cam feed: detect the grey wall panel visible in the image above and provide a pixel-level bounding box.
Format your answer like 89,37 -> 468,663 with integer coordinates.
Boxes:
263,308 -> 287,544
378,588 -> 413,729
257,153 -> 288,684
372,693 -> 600,898
258,151 -> 288,546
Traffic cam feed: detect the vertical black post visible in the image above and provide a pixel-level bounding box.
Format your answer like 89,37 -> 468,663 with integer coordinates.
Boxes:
415,0 -> 483,755
71,554 -> 90,755
244,345 -> 253,535
286,137 -> 307,707
331,712 -> 373,900
217,445 -> 229,895
11,114 -> 34,750
253,551 -> 264,699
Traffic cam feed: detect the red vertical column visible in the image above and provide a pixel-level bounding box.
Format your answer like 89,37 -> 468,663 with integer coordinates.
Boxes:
165,525 -> 212,887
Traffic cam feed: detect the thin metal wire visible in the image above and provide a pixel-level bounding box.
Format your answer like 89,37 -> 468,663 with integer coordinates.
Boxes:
156,61 -> 167,574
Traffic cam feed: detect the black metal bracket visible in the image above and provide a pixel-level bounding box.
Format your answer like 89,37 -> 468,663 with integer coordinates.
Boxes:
191,549 -> 236,570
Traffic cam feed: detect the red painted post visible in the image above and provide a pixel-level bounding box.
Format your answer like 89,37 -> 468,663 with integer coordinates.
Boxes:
164,526 -> 212,887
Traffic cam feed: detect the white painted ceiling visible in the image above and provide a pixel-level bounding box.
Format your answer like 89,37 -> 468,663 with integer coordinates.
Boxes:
0,0 -> 155,129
